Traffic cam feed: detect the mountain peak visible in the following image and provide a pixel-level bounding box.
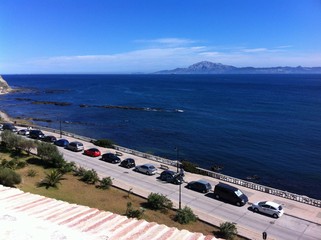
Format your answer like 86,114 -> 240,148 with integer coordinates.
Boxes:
154,61 -> 321,74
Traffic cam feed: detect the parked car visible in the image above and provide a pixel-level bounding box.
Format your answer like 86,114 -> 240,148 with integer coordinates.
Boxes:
29,130 -> 45,139
66,141 -> 84,152
159,170 -> 182,184
187,180 -> 212,193
134,164 -> 157,175
2,123 -> 18,132
17,129 -> 30,136
54,139 -> 69,147
213,182 -> 248,206
101,153 -> 121,163
43,135 -> 57,143
84,148 -> 101,157
119,158 -> 136,168
251,201 -> 284,218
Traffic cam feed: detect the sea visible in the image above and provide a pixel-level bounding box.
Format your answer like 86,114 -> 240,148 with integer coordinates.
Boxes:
1,74 -> 321,199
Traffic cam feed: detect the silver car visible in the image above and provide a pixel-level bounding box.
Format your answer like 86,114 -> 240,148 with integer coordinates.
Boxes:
134,164 -> 157,175
66,141 -> 84,152
251,201 -> 284,218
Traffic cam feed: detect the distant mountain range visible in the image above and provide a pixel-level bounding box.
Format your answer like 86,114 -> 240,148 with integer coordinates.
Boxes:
155,61 -> 321,74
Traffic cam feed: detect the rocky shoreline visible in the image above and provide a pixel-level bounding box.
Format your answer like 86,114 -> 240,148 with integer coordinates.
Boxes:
0,75 -> 12,94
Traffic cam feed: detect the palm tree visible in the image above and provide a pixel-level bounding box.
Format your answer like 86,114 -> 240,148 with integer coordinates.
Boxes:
39,169 -> 64,189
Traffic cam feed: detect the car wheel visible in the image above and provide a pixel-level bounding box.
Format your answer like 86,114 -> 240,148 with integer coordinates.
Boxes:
236,202 -> 241,207
215,194 -> 220,199
273,213 -> 278,218
253,208 -> 259,213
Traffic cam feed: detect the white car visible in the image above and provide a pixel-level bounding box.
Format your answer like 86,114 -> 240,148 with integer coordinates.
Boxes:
252,201 -> 284,218
18,129 -> 30,136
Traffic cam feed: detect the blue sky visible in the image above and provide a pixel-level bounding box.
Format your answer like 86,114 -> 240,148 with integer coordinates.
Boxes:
1,0 -> 321,73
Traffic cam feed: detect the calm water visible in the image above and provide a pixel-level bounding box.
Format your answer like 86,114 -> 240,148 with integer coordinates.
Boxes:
1,74 -> 321,199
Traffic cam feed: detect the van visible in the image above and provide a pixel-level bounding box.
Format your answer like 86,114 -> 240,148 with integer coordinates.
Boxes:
213,182 -> 248,206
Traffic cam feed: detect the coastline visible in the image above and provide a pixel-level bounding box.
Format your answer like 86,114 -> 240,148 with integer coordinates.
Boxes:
0,110 -> 12,123
0,109 -> 34,126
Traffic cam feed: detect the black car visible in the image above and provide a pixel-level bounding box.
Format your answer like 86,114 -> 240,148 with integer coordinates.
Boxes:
101,153 -> 121,163
159,170 -> 182,184
43,135 -> 57,143
213,182 -> 248,206
186,180 -> 212,193
119,158 -> 136,168
29,130 -> 45,139
1,123 -> 18,132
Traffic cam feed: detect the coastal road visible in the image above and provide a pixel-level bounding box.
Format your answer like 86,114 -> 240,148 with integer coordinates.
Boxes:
58,145 -> 321,240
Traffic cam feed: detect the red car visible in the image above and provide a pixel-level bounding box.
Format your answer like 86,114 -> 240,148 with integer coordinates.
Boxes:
84,148 -> 101,157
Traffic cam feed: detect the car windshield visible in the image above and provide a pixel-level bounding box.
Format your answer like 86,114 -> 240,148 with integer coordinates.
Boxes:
234,189 -> 243,197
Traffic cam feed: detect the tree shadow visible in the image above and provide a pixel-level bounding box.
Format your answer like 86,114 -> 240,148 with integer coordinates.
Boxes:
26,157 -> 51,168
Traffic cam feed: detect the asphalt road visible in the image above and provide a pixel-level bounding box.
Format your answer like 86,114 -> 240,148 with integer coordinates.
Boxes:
58,146 -> 321,240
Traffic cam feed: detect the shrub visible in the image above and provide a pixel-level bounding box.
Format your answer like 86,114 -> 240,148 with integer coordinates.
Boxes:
27,169 -> 38,177
37,142 -> 65,168
219,222 -> 238,240
0,167 -> 22,187
147,193 -> 173,212
38,169 -> 64,189
59,161 -> 76,174
73,166 -> 87,176
1,158 -> 27,170
18,139 -> 37,154
97,177 -> 113,190
125,202 -> 145,219
181,160 -> 199,174
80,169 -> 99,184
92,139 -> 115,148
0,130 -> 19,150
174,206 -> 197,224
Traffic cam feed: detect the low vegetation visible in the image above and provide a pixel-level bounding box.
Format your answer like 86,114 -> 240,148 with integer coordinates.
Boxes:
174,206 -> 197,224
0,167 -> 22,187
38,169 -> 65,189
147,193 -> 173,213
219,222 -> 238,240
92,139 -> 115,148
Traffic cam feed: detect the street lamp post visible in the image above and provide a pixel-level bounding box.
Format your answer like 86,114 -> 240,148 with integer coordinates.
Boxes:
175,147 -> 182,210
59,120 -> 62,138
176,147 -> 179,173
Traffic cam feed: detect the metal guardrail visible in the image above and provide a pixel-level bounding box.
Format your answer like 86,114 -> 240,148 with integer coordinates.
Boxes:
196,167 -> 321,208
114,145 -> 178,167
8,123 -> 321,207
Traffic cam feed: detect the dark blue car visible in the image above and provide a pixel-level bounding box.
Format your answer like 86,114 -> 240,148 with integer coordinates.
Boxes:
54,139 -> 69,147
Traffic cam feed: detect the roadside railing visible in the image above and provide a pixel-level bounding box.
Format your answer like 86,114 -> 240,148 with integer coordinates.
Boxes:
196,167 -> 321,208
114,145 -> 178,167
11,124 -> 321,208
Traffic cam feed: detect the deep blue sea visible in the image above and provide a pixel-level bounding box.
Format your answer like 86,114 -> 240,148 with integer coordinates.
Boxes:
1,74 -> 321,199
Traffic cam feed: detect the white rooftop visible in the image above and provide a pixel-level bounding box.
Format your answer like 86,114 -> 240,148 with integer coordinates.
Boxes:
0,185 -> 217,240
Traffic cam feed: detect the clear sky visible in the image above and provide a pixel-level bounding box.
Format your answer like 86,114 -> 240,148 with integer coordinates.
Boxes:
1,0 -> 321,73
